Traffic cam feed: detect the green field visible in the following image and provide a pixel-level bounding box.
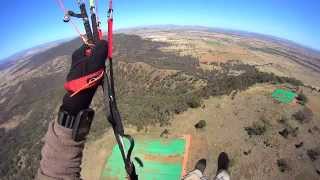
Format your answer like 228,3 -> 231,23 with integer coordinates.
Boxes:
102,137 -> 187,180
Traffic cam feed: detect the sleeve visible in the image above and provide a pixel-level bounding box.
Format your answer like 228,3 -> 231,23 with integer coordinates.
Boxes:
36,121 -> 85,180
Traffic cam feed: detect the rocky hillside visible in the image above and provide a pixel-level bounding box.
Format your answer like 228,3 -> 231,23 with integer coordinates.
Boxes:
0,32 -> 311,179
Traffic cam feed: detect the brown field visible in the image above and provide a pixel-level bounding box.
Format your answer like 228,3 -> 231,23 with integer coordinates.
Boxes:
131,29 -> 320,88
82,29 -> 320,180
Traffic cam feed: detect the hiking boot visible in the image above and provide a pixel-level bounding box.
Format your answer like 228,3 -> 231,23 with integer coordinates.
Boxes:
216,152 -> 230,180
217,152 -> 229,172
195,158 -> 207,173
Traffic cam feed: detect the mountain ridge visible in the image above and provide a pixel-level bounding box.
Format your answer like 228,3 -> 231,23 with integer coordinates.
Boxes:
0,39 -> 69,70
118,25 -> 320,56
1,25 -> 319,71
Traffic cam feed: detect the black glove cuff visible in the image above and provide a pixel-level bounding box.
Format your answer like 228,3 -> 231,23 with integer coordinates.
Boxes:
61,87 -> 97,115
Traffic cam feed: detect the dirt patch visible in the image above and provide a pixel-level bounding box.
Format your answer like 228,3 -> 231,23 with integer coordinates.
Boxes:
83,83 -> 320,180
0,111 -> 32,131
81,130 -> 116,180
143,154 -> 183,164
168,84 -> 320,179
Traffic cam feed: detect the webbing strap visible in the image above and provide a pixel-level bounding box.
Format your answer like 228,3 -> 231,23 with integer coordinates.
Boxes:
105,2 -> 137,179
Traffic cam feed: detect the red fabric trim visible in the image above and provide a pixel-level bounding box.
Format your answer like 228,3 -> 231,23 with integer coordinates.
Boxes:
85,48 -> 92,56
108,19 -> 113,58
64,69 -> 104,97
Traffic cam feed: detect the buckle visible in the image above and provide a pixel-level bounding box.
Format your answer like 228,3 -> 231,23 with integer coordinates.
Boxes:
57,109 -> 76,129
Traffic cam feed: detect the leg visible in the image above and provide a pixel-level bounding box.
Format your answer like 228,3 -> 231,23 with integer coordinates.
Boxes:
215,152 -> 230,180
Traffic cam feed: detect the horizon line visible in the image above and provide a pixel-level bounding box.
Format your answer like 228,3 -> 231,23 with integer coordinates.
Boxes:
1,24 -> 319,62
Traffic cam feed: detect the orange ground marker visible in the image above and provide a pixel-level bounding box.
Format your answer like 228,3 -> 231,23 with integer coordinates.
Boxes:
181,134 -> 192,177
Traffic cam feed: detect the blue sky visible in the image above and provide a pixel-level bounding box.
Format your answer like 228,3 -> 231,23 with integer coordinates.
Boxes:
1,0 -> 319,60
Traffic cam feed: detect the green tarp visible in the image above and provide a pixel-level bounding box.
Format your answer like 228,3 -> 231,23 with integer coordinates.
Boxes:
101,137 -> 187,180
272,89 -> 297,104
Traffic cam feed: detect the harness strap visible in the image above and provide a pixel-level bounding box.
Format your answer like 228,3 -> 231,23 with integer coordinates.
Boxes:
105,1 -> 138,179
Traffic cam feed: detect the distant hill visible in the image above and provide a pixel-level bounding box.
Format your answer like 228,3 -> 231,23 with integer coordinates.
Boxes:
0,39 -> 68,71
119,25 -> 320,59
205,27 -> 320,58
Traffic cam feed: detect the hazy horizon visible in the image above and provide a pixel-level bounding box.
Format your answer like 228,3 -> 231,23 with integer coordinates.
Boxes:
2,24 -> 320,62
2,0 -> 320,60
